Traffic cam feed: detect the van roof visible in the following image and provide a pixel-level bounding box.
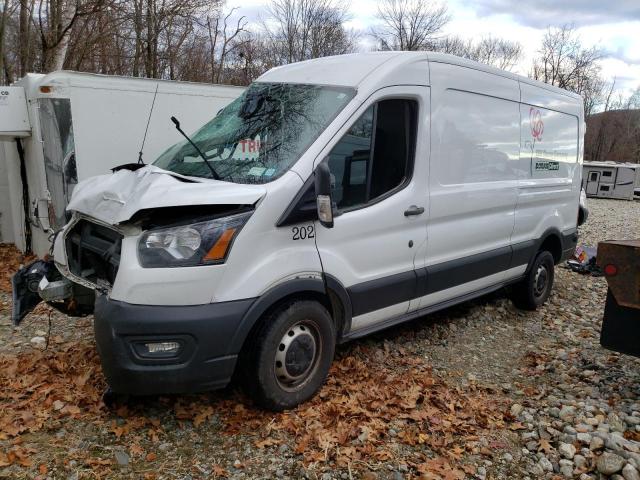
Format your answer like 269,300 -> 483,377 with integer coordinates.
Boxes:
257,51 -> 583,101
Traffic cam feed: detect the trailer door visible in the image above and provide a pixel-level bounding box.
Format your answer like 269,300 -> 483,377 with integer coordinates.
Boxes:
38,98 -> 76,229
586,170 -> 600,195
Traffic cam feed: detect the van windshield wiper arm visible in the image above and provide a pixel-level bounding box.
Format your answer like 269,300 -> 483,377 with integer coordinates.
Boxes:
170,116 -> 221,180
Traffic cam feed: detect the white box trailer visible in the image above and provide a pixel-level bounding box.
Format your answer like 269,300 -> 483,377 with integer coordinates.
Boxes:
582,161 -> 640,200
0,71 -> 244,256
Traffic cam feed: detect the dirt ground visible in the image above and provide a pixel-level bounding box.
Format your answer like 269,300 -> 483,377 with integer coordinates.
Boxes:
1,197 -> 639,480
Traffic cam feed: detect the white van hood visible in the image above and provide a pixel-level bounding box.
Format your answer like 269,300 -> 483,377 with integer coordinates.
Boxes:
66,165 -> 266,225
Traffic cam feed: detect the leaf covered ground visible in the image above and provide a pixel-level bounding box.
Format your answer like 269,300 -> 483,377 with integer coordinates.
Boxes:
1,198 -> 639,479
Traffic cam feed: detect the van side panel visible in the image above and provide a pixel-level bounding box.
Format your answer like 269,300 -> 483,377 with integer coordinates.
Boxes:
512,83 -> 581,254
426,63 -> 519,271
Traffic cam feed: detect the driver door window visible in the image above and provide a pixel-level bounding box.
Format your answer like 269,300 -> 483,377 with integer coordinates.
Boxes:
327,98 -> 417,211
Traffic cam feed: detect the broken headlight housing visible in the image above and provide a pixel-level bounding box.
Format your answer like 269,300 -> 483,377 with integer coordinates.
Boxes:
138,212 -> 251,268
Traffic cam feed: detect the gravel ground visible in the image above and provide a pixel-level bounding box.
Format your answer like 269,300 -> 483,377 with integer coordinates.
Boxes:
0,197 -> 639,480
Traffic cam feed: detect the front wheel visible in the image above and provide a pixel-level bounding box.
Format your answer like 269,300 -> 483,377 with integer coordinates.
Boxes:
239,300 -> 336,411
510,250 -> 555,310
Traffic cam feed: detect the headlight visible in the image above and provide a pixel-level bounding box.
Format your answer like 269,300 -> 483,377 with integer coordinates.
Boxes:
138,212 -> 251,268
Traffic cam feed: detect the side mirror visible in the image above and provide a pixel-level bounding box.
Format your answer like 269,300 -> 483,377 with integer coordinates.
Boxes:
315,162 -> 334,228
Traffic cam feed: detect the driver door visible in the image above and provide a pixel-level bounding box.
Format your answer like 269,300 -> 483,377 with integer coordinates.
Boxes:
313,86 -> 430,333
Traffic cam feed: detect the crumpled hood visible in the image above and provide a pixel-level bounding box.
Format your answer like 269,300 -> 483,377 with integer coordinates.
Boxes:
66,165 -> 266,225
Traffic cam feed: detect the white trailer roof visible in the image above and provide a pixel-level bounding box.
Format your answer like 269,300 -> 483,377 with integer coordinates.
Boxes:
584,161 -> 640,169
16,71 -> 245,98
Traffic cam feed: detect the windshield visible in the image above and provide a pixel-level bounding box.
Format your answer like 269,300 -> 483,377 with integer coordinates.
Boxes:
154,82 -> 355,184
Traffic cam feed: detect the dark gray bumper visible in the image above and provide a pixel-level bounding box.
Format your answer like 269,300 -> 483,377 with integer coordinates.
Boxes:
94,294 -> 255,395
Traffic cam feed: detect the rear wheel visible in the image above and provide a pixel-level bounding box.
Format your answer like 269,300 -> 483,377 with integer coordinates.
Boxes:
510,250 -> 555,310
239,300 -> 336,411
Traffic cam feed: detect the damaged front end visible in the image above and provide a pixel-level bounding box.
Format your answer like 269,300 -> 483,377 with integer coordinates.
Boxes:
11,257 -> 95,326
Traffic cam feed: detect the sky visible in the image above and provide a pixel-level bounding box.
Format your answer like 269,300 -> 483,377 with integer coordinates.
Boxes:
226,0 -> 640,97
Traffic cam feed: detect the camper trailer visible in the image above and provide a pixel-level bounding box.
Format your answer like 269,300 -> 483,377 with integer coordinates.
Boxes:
0,72 -> 244,256
582,161 -> 640,200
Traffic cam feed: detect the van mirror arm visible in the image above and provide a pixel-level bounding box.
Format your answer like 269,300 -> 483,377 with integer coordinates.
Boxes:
315,161 -> 334,228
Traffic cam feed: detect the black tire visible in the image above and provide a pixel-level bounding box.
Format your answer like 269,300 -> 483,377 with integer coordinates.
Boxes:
238,300 -> 336,411
510,250 -> 555,310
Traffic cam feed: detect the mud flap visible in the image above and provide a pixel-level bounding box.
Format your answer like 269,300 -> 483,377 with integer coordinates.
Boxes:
600,288 -> 640,358
11,260 -> 52,325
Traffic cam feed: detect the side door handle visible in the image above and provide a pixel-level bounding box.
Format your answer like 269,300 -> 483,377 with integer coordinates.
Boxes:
404,205 -> 425,217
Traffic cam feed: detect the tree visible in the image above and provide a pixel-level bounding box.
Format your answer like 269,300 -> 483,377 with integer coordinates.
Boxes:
371,0 -> 449,51
531,24 -> 604,116
585,85 -> 640,163
263,0 -> 357,64
433,35 -> 522,71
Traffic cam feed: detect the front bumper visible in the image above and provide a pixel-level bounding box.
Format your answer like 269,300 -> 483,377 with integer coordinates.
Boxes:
94,294 -> 255,395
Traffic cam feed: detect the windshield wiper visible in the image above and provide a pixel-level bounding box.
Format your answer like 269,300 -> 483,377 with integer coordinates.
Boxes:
170,116 -> 221,180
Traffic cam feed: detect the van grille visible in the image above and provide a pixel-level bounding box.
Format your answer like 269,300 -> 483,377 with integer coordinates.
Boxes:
65,220 -> 123,288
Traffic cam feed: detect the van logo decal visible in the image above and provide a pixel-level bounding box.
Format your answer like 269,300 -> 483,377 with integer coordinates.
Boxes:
535,161 -> 559,171
530,107 -> 544,141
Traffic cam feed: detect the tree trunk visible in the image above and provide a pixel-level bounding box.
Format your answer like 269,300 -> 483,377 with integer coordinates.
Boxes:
49,0 -> 76,70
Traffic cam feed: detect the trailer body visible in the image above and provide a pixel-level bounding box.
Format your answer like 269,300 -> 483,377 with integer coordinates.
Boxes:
582,161 -> 640,200
0,72 -> 244,256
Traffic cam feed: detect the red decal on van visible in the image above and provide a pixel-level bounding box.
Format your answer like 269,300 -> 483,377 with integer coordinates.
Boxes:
530,107 -> 544,141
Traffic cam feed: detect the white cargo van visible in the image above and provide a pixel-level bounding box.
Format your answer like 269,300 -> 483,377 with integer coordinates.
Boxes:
17,52 -> 583,410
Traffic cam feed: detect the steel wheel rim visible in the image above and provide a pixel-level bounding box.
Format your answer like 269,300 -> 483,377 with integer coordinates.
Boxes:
274,321 -> 322,392
533,264 -> 549,298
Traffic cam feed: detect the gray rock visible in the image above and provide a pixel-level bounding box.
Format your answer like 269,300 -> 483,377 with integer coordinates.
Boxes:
539,456 -> 554,472
609,413 -> 627,433
597,452 -> 625,475
564,425 -> 578,435
574,454 -> 587,469
511,404 -> 524,417
559,442 -> 577,459
30,336 -> 46,348
528,463 -> 544,476
560,433 -> 577,444
559,406 -> 577,421
158,442 -> 172,451
623,463 -> 640,480
477,466 -> 487,479
559,459 -> 574,478
590,436 -> 605,451
577,432 -> 592,444
115,451 -> 129,466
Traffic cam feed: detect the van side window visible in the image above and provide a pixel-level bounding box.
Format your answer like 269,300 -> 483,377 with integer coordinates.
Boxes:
327,99 -> 417,210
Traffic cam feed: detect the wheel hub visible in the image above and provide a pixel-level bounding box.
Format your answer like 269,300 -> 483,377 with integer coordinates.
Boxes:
275,323 -> 318,387
534,265 -> 548,297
